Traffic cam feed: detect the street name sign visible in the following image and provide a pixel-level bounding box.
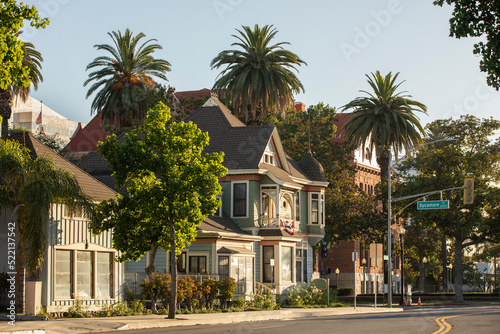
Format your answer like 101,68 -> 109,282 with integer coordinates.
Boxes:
417,200 -> 449,210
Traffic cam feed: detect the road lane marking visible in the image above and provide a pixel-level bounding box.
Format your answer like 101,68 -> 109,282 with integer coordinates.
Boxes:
432,315 -> 459,334
432,310 -> 500,334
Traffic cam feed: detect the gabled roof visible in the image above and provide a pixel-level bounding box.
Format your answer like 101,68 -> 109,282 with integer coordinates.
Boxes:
186,98 -> 325,185
185,98 -> 274,170
9,132 -> 117,202
61,111 -> 110,156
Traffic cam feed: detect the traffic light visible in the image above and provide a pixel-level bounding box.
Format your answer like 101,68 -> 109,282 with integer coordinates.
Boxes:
321,240 -> 328,258
464,177 -> 474,204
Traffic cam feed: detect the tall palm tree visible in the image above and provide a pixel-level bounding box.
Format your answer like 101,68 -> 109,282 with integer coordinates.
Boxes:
0,40 -> 43,139
84,28 -> 171,130
342,71 -> 427,187
211,24 -> 306,125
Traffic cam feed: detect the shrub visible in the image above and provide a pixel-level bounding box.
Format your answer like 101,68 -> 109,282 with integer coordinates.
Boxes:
200,278 -> 218,309
67,298 -> 91,318
337,288 -> 354,296
128,299 -> 145,315
140,272 -> 171,313
218,277 -> 236,309
248,286 -> 277,310
286,284 -> 325,307
231,296 -> 245,310
287,287 -> 303,307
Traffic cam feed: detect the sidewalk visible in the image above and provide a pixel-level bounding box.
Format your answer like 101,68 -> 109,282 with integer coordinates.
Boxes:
0,306 -> 404,334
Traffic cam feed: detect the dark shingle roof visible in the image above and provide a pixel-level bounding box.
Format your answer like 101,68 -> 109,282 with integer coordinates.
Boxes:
185,101 -> 274,170
10,132 -> 117,202
198,215 -> 250,235
298,151 -> 327,182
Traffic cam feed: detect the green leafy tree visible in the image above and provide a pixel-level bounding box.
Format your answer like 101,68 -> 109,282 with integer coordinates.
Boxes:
342,71 -> 427,209
434,1 -> 500,90
276,103 -> 384,243
91,102 -> 227,319
1,38 -> 43,139
394,115 -> 500,302
84,29 -> 171,130
0,137 -> 94,310
402,218 -> 441,291
211,24 -> 306,125
0,0 -> 48,90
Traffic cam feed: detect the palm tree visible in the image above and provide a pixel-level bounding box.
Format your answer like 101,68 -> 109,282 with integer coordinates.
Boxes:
0,40 -> 43,139
211,24 -> 306,125
341,71 -> 427,187
84,28 -> 171,130
0,136 -> 94,310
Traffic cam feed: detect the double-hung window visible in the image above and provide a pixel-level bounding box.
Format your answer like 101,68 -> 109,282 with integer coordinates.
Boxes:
309,192 -> 325,225
232,182 -> 248,217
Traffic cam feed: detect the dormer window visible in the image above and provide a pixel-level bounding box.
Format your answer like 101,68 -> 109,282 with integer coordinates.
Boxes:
264,153 -> 274,165
262,140 -> 278,167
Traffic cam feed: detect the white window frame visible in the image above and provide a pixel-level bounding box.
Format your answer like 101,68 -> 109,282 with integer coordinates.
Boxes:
294,191 -> 301,222
308,192 -> 325,225
53,246 -> 116,300
231,181 -> 249,218
261,185 -> 278,224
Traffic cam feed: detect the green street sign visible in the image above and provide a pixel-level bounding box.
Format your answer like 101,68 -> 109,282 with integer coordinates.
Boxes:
417,200 -> 449,210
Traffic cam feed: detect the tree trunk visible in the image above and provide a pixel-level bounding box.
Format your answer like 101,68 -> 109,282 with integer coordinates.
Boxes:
375,145 -> 390,209
145,245 -> 158,313
0,88 -> 13,139
168,218 -> 177,319
441,234 -> 448,292
454,231 -> 464,303
417,260 -> 424,291
145,245 -> 158,277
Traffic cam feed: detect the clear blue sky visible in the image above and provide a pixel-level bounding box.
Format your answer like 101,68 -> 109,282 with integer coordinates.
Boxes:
23,0 -> 499,126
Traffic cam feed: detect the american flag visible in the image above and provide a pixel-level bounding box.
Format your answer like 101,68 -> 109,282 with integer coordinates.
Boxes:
35,112 -> 42,125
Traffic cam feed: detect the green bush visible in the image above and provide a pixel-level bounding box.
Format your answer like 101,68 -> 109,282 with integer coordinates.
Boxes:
248,286 -> 277,310
66,298 -> 91,318
128,299 -> 145,315
286,284 -> 325,307
337,288 -> 354,296
218,277 -> 236,309
140,272 -> 171,313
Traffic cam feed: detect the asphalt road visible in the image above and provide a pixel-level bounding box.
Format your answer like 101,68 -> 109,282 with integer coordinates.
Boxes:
115,305 -> 500,334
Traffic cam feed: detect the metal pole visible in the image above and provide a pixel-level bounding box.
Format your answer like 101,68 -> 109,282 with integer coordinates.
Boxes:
399,232 -> 404,306
375,246 -> 378,308
387,147 -> 393,308
354,258 -> 357,309
327,278 -> 330,306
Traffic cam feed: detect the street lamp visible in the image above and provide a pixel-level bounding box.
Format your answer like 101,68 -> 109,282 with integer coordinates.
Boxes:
335,268 -> 340,289
423,257 -> 428,293
398,225 -> 406,306
386,139 -> 455,307
362,258 -> 367,294
473,264 -> 477,291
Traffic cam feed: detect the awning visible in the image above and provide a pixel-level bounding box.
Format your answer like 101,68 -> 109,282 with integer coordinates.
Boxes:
217,246 -> 255,255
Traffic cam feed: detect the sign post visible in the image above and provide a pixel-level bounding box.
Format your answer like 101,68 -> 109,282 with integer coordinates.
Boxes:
352,252 -> 358,309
